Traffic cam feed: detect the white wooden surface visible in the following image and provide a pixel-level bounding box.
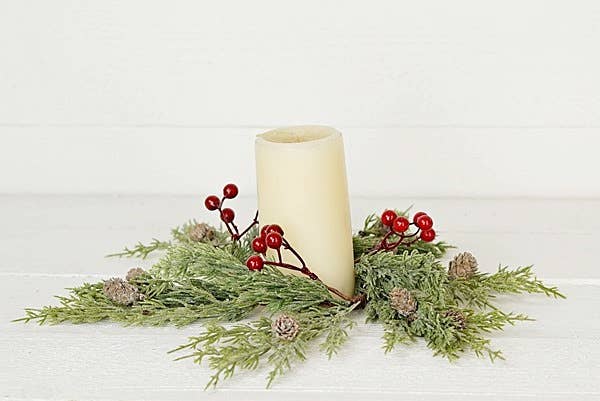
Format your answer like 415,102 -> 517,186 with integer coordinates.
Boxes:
2,128 -> 600,198
2,1 -> 600,398
2,0 -> 600,197
1,195 -> 599,400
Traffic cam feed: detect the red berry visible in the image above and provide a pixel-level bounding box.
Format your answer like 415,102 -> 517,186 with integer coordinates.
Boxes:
260,225 -> 271,238
420,229 -> 436,242
261,224 -> 284,238
246,255 -> 264,271
220,208 -> 235,223
392,216 -> 410,233
412,212 -> 427,224
266,224 -> 284,236
381,210 -> 397,227
265,232 -> 283,249
415,214 -> 433,231
223,183 -> 239,199
252,237 -> 267,253
204,195 -> 220,211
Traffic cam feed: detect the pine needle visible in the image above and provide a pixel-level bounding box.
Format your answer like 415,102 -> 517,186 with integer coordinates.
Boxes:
18,211 -> 564,388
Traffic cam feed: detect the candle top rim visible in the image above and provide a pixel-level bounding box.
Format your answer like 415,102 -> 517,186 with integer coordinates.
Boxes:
256,125 -> 341,146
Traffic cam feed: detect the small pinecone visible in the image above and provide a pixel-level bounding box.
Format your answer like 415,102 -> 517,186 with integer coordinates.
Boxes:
103,278 -> 143,306
189,223 -> 216,242
272,314 -> 300,341
448,252 -> 478,279
444,310 -> 467,330
389,288 -> 418,317
125,267 -> 146,282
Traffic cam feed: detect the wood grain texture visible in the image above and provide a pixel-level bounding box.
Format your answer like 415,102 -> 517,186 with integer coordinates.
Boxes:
1,195 -> 599,400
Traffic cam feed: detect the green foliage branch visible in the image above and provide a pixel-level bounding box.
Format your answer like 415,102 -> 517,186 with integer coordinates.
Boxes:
18,212 -> 564,388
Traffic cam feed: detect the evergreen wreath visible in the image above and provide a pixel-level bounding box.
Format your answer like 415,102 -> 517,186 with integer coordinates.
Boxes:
17,183 -> 564,388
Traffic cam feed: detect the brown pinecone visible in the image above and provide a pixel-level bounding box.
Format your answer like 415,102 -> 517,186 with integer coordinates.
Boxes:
189,223 -> 216,242
103,278 -> 143,306
272,314 -> 300,341
125,267 -> 146,282
444,310 -> 467,330
448,252 -> 478,279
389,288 -> 417,317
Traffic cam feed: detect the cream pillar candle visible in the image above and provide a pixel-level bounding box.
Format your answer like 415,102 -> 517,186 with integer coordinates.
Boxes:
255,126 -> 354,297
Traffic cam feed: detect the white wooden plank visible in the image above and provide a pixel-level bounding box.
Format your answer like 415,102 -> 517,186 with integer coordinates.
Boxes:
1,0 -> 599,127
0,196 -> 597,278
3,195 -> 598,233
1,195 -> 598,400
2,127 -> 600,197
2,335 -> 597,401
1,276 -> 598,401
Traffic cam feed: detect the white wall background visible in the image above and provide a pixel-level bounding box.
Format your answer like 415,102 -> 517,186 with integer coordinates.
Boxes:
1,0 -> 599,197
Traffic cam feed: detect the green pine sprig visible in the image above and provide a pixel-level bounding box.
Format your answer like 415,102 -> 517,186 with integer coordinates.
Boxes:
18,209 -> 565,388
449,265 -> 565,309
355,251 -> 560,361
106,220 -> 231,259
172,302 -> 358,388
106,238 -> 171,259
353,212 -> 454,259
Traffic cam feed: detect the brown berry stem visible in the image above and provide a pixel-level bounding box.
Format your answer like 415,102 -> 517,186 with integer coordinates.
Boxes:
220,212 -> 236,238
383,230 -> 420,250
264,236 -> 361,304
369,223 -> 422,255
216,200 -> 258,242
263,260 -> 362,304
230,221 -> 240,235
250,222 -> 364,305
215,196 -> 237,239
282,238 -> 307,267
373,230 -> 396,252
325,285 -> 366,305
264,260 -> 305,273
237,210 -> 259,238
206,185 -> 258,242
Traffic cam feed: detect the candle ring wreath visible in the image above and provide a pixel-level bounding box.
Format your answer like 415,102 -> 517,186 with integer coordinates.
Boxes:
17,183 -> 564,388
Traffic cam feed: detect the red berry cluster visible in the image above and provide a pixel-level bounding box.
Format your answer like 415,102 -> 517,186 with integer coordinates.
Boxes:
246,224 -> 305,272
246,224 -> 287,271
374,209 -> 436,253
246,225 -> 361,303
204,183 -> 258,240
